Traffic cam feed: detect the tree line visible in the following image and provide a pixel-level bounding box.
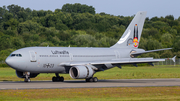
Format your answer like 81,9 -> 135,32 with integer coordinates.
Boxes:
0,3 -> 180,62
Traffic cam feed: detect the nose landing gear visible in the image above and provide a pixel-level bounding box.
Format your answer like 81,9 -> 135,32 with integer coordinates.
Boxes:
24,72 -> 31,82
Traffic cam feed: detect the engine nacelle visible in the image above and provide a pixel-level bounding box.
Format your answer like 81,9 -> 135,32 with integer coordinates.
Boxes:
69,65 -> 94,79
16,70 -> 39,78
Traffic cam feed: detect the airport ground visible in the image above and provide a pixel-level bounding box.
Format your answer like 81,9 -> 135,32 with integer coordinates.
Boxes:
1,65 -> 180,100
1,65 -> 180,81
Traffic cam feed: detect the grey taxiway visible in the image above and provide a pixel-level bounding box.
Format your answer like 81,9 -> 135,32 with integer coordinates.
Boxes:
1,79 -> 180,90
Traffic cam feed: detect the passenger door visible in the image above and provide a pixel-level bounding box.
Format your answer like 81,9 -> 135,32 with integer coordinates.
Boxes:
29,51 -> 37,62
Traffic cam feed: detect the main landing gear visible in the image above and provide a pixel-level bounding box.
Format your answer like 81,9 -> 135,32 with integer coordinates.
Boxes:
86,77 -> 98,82
24,72 -> 31,82
52,73 -> 64,82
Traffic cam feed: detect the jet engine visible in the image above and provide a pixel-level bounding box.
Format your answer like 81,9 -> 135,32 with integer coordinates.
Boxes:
16,70 -> 39,78
69,65 -> 94,79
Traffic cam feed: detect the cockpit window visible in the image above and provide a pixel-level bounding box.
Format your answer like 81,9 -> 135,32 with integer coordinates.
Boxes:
11,54 -> 16,57
11,54 -> 22,57
19,54 -> 22,57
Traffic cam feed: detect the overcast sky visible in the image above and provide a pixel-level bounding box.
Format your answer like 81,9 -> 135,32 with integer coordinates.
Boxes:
0,0 -> 179,19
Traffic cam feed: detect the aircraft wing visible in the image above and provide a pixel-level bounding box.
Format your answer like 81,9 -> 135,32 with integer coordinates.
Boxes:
59,58 -> 164,66
131,48 -> 172,57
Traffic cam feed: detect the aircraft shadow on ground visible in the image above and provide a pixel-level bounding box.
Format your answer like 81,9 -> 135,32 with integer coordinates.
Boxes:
4,79 -> 176,84
63,80 -> 147,83
0,80 -> 147,84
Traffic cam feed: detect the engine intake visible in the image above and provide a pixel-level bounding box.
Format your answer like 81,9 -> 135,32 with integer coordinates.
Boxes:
16,70 -> 39,78
69,65 -> 94,79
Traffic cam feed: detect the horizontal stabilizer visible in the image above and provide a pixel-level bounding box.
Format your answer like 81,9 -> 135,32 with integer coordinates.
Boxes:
166,56 -> 176,63
131,48 -> 172,57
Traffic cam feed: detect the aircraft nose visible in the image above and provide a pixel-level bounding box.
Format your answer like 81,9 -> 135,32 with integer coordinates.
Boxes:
5,56 -> 25,70
5,57 -> 13,67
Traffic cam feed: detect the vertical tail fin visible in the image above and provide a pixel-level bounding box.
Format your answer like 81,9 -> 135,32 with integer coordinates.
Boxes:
111,11 -> 147,48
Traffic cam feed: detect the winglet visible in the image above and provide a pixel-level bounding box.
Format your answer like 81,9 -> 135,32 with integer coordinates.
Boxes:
172,56 -> 176,63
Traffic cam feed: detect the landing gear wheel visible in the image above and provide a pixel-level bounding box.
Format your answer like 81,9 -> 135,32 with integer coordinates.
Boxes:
89,78 -> 94,82
93,77 -> 98,82
86,77 -> 98,82
86,78 -> 90,82
24,78 -> 28,82
52,75 -> 64,82
24,78 -> 31,82
60,77 -> 64,82
24,72 -> 31,82
52,76 -> 56,82
56,77 -> 60,81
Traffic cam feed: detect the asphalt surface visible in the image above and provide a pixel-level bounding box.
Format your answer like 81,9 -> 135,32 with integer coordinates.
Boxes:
1,79 -> 180,90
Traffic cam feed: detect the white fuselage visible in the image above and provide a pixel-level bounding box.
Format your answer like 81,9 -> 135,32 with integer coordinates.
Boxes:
5,47 -> 143,73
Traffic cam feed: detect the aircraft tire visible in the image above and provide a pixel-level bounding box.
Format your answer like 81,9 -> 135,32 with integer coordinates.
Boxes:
56,77 -> 60,81
86,78 -> 90,82
60,77 -> 64,82
24,78 -> 30,82
24,78 -> 28,82
52,76 -> 56,82
86,77 -> 98,82
93,77 -> 98,82
89,78 -> 94,82
52,77 -> 64,82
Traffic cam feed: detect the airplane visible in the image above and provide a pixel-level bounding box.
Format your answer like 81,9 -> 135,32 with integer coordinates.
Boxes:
5,11 -> 172,82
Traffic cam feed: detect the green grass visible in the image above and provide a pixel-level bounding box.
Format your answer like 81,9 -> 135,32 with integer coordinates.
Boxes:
95,65 -> 180,79
1,87 -> 180,101
0,65 -> 180,81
